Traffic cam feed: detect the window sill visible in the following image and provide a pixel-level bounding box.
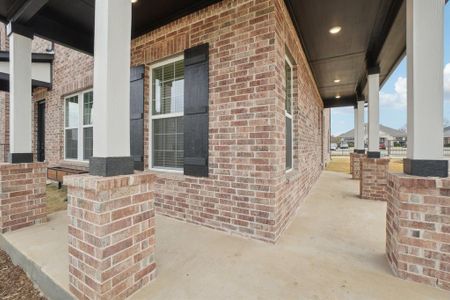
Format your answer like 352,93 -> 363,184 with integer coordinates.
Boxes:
285,169 -> 300,183
58,160 -> 90,170
147,168 -> 185,180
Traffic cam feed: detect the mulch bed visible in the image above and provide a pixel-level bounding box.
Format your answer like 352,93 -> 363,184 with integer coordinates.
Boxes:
0,250 -> 46,300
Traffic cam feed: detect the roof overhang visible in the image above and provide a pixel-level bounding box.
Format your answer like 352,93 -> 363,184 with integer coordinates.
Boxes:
0,0 -> 222,55
0,51 -> 54,92
0,0 -> 436,108
285,0 -> 409,108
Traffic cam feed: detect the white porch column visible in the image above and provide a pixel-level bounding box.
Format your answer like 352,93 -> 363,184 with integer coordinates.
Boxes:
8,32 -> 33,163
353,107 -> 358,149
404,0 -> 447,177
367,70 -> 380,158
356,100 -> 365,151
90,0 -> 133,176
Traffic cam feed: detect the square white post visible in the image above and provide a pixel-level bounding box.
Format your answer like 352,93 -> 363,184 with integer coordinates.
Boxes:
8,32 -> 33,163
353,107 -> 358,150
356,100 -> 365,151
367,69 -> 380,158
90,0 -> 134,176
404,0 -> 447,177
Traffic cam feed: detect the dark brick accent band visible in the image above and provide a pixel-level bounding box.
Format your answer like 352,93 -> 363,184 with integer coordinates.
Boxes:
8,153 -> 33,163
354,149 -> 366,154
367,151 -> 381,158
89,157 -> 134,177
403,159 -> 448,178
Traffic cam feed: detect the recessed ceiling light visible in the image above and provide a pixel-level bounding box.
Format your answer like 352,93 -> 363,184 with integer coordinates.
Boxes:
329,26 -> 342,35
336,95 -> 341,99
131,0 -> 138,3
334,79 -> 341,83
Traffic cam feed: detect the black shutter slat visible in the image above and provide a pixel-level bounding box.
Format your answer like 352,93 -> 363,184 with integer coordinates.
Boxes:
184,44 -> 209,177
130,65 -> 145,171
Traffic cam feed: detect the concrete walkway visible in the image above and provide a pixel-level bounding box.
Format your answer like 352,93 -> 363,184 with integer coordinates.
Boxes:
1,171 -> 449,299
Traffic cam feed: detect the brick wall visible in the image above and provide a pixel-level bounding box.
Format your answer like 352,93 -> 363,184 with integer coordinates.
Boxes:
65,172 -> 157,299
0,162 -> 47,232
131,0 -> 327,242
271,0 -> 326,239
0,25 -> 8,162
30,41 -> 93,166
323,108 -> 331,166
350,153 -> 365,179
0,0 -> 328,243
386,172 -> 450,291
360,157 -> 390,201
0,24 -> 8,50
0,92 -> 8,162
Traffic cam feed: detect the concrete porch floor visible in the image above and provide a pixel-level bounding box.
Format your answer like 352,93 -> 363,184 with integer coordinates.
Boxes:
0,171 -> 448,299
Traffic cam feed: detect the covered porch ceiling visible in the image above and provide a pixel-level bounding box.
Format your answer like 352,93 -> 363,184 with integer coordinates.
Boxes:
0,0 -> 418,107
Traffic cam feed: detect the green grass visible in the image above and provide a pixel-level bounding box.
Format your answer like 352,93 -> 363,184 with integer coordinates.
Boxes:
46,183 -> 68,214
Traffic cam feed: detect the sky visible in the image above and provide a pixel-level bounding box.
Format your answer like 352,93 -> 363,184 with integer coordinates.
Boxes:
331,3 -> 450,136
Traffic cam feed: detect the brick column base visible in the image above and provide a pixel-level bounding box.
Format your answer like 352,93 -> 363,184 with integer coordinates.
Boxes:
386,172 -> 450,291
350,153 -> 365,179
360,158 -> 390,201
0,162 -> 47,233
65,172 -> 157,300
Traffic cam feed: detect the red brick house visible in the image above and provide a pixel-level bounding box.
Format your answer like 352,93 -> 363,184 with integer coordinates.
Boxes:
0,0 -> 332,243
1,0 -> 449,298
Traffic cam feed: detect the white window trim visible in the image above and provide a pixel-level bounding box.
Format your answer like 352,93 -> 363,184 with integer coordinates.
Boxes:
285,55 -> 294,173
63,89 -> 93,162
148,55 -> 184,174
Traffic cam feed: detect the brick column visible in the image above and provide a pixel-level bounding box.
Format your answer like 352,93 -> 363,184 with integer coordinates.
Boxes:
65,172 -> 157,300
350,153 -> 365,179
386,172 -> 450,291
0,162 -> 47,232
360,157 -> 389,201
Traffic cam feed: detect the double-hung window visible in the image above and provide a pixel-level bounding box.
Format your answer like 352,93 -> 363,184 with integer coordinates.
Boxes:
64,90 -> 93,161
151,56 -> 184,171
285,57 -> 293,171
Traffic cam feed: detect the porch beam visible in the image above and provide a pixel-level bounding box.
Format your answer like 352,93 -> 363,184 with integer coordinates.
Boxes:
323,95 -> 356,108
29,14 -> 93,55
367,68 -> 380,158
364,0 -> 403,70
8,32 -> 33,163
90,0 -> 133,177
7,0 -> 48,24
404,0 -> 448,177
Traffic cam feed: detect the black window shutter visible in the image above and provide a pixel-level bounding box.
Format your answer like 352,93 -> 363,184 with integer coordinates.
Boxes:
130,65 -> 145,171
184,44 -> 209,177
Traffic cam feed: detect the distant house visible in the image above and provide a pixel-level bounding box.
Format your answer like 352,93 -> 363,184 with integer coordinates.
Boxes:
445,126 -> 450,146
338,124 -> 407,147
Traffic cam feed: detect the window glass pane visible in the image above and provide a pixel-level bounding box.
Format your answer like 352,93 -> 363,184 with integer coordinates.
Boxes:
65,96 -> 79,128
83,91 -> 93,125
285,61 -> 292,115
152,117 -> 184,169
153,67 -> 162,114
152,59 -> 184,115
286,116 -> 292,170
163,63 -> 174,81
65,129 -> 78,159
83,127 -> 93,160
